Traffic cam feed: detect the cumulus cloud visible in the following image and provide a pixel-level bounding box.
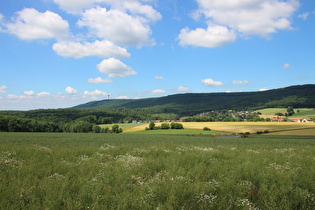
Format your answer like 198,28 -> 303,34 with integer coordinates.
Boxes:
180,0 -> 299,47
54,0 -> 162,22
150,89 -> 166,94
37,92 -> 51,97
259,88 -> 269,91
53,0 -> 96,14
201,78 -> 224,86
53,40 -> 130,59
282,63 -> 292,69
176,86 -> 190,92
77,6 -> 154,47
0,85 -> 8,94
87,77 -> 113,84
5,8 -> 70,40
102,0 -> 162,22
0,14 -> 4,32
97,58 -> 137,78
116,96 -> 129,99
23,90 -> 36,96
179,25 -> 237,47
66,87 -> 78,94
84,90 -> 108,100
231,80 -> 249,85
155,76 -> 165,80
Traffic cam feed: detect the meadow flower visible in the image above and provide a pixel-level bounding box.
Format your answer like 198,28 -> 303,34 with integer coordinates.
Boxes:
197,193 -> 217,205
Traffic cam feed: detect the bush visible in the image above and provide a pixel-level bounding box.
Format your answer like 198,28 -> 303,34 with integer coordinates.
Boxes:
92,125 -> 101,133
161,123 -> 170,129
203,127 -> 211,131
112,125 -> 123,133
101,127 -> 109,133
171,123 -> 184,129
149,122 -> 155,130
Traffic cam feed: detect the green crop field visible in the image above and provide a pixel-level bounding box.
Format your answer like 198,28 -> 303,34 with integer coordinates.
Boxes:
256,108 -> 315,119
1,132 -> 314,209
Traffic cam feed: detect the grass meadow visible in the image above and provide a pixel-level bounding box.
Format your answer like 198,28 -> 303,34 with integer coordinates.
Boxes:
1,132 -> 314,209
256,108 -> 315,119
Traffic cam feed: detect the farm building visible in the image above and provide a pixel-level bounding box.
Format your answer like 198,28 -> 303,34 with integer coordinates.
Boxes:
293,118 -> 313,122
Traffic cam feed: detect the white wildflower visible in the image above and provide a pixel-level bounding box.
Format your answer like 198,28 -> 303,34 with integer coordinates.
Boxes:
99,144 -> 115,150
197,193 -> 217,205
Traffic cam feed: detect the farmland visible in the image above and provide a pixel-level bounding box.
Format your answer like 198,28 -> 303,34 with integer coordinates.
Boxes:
1,132 -> 314,209
256,108 -> 315,119
104,121 -> 315,136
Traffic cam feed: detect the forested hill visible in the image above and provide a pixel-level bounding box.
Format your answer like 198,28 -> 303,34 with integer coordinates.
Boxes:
74,84 -> 315,115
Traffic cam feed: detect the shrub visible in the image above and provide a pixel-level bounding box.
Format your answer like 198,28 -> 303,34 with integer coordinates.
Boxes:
203,127 -> 211,131
171,123 -> 184,129
149,122 -> 155,130
92,125 -> 101,133
161,123 -> 170,129
112,125 -> 123,133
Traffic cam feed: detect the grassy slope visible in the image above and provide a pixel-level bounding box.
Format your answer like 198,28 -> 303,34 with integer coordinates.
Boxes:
0,133 -> 314,209
257,108 -> 315,119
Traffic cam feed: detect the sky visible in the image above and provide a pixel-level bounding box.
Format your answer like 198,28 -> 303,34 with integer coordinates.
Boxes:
0,0 -> 314,110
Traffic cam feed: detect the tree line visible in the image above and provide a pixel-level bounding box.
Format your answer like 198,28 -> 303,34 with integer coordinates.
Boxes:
0,115 -> 123,133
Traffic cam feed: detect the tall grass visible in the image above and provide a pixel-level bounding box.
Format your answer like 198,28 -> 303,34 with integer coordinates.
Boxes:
0,133 -> 314,209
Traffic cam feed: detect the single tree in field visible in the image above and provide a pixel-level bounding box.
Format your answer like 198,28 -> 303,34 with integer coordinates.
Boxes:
149,122 -> 155,130
287,106 -> 295,116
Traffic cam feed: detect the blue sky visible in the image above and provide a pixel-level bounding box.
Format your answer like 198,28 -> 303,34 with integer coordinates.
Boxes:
0,0 -> 314,110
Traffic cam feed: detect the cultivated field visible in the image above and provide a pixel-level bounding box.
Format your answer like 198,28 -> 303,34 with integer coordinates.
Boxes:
0,132 -> 314,209
256,108 -> 315,119
121,122 -> 315,136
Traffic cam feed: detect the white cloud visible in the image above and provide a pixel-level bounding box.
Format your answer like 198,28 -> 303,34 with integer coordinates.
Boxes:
259,88 -> 269,91
116,96 -> 129,99
155,76 -> 165,80
103,0 -> 162,22
97,58 -> 137,78
231,80 -> 249,85
179,25 -> 237,47
201,78 -> 224,86
5,8 -> 70,40
87,77 -> 113,84
53,0 -> 162,22
150,89 -> 166,94
23,90 -> 36,96
298,12 -> 310,20
176,86 -> 190,92
37,92 -> 51,97
0,14 -> 4,32
53,0 -> 96,14
84,90 -> 108,100
77,6 -> 154,47
181,0 -> 299,47
66,87 -> 78,94
0,85 -> 7,93
53,40 -> 130,59
282,63 -> 292,69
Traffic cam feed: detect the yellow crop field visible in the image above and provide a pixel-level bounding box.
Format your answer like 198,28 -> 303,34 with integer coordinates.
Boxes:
124,122 -> 315,135
182,122 -> 315,135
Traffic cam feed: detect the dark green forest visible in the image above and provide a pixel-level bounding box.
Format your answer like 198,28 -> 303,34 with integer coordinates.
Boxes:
75,84 -> 315,114
0,84 -> 314,133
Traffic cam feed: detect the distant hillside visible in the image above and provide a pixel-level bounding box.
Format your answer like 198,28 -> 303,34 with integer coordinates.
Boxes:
74,84 -> 315,115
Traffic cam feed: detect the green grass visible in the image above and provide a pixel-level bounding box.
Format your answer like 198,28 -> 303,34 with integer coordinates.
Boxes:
257,108 -> 315,118
1,132 -> 314,209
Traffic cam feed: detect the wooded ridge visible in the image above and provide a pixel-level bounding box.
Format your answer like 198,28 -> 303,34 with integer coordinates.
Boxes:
74,84 -> 315,115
